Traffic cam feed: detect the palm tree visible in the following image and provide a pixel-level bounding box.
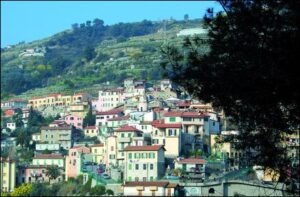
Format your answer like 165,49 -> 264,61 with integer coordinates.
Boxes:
46,166 -> 61,183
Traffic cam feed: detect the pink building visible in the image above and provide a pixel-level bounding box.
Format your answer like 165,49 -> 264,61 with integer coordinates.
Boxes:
65,146 -> 90,180
18,165 -> 64,184
64,114 -> 83,129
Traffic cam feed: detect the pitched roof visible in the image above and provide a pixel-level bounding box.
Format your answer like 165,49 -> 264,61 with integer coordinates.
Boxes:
152,120 -> 181,128
164,111 -> 183,117
123,181 -> 169,187
85,126 -> 96,129
90,144 -> 104,148
96,109 -> 123,115
115,125 -> 142,132
34,154 -> 64,159
164,111 -> 209,118
107,115 -> 129,121
176,158 -> 206,164
123,145 -> 165,152
182,112 -> 209,118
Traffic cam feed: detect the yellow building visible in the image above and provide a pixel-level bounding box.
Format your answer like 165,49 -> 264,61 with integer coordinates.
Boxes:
0,157 -> 16,192
90,144 -> 106,164
84,126 -> 98,138
210,131 -> 243,167
28,93 -> 90,109
69,102 -> 89,118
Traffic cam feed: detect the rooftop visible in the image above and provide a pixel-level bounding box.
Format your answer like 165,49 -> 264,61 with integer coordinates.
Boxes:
34,154 -> 64,159
123,145 -> 165,152
176,158 -> 206,164
115,125 -> 142,132
96,109 -> 123,115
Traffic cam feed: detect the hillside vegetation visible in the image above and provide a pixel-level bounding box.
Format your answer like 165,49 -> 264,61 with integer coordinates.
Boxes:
1,18 -> 207,100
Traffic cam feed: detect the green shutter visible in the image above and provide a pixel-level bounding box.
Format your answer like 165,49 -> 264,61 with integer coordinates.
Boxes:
170,117 -> 176,122
129,164 -> 132,170
129,153 -> 132,159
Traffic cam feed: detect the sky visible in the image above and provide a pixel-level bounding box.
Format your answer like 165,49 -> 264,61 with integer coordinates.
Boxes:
1,1 -> 222,47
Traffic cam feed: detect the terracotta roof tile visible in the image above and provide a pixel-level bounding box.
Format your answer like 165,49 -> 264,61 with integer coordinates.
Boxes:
123,145 -> 165,151
176,158 -> 206,164
90,144 -> 104,148
85,126 -> 96,129
115,125 -> 142,132
107,115 -> 129,121
96,109 -> 123,115
34,154 -> 64,159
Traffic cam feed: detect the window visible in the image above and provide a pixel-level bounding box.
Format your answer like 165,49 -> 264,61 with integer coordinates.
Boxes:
121,133 -> 125,138
129,153 -> 132,159
128,133 -> 131,138
143,164 -> 147,170
150,176 -> 153,181
135,164 -> 139,170
111,146 -> 114,151
169,117 -> 176,122
46,135 -> 48,139
150,164 -> 154,170
143,177 -> 147,181
128,176 -> 132,181
135,177 -> 139,181
152,191 -> 155,196
129,164 -> 132,170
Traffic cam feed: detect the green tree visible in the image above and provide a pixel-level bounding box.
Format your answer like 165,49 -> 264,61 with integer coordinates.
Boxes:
84,46 -> 96,61
46,166 -> 61,183
90,185 -> 106,196
106,189 -> 114,196
83,103 -> 95,127
161,0 -> 299,182
11,183 -> 33,196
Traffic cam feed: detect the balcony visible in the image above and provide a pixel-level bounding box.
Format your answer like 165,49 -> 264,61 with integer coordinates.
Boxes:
118,137 -> 131,143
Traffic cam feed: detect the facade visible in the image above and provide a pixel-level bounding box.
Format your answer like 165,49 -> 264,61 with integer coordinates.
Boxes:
96,109 -> 123,127
152,120 -> 182,158
106,135 -> 118,167
35,143 -> 60,153
65,146 -> 90,180
18,165 -> 64,184
32,133 -> 41,142
68,102 -> 89,118
84,126 -> 98,138
114,125 -> 144,163
32,154 -> 64,168
123,181 -> 178,196
40,126 -> 73,150
64,114 -> 83,129
124,145 -> 166,182
28,93 -> 90,109
1,99 -> 27,109
174,158 -> 206,180
90,144 -> 106,164
0,157 -> 16,192
97,88 -> 125,112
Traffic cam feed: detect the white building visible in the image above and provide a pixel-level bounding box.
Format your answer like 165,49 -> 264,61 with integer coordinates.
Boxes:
123,181 -> 179,196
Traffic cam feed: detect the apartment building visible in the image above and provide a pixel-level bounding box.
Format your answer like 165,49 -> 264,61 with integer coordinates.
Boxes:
0,157 -> 16,192
84,126 -> 98,138
97,88 -> 125,112
32,154 -> 64,168
65,146 -> 90,180
124,145 -> 166,182
90,144 -> 106,164
40,126 -> 73,150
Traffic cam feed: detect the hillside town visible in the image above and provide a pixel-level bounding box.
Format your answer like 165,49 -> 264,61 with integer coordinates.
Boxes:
1,78 -> 299,196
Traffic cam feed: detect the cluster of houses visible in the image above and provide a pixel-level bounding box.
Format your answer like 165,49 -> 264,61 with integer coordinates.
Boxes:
1,78 -> 299,196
